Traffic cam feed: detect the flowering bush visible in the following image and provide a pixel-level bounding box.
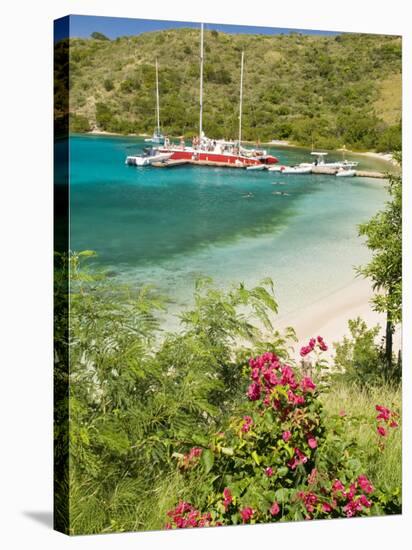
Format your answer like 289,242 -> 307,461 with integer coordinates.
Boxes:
166,344 -> 401,528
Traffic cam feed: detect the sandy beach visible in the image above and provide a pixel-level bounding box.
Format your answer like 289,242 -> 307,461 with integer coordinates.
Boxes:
276,277 -> 400,360
355,151 -> 397,165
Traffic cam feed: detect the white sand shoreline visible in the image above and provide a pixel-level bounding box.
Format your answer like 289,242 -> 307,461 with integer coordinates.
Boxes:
275,277 -> 400,360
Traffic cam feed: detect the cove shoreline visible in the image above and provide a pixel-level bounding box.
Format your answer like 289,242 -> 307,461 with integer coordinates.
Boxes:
84,130 -> 396,166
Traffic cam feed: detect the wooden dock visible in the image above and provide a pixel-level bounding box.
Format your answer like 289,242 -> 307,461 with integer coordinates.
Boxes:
151,159 -> 386,178
311,166 -> 386,178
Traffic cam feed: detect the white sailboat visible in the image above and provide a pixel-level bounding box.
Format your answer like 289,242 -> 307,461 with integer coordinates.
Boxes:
158,24 -> 278,167
144,59 -> 165,144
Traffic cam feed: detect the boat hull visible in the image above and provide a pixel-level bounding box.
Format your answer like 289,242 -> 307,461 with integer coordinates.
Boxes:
158,148 -> 278,167
125,152 -> 172,166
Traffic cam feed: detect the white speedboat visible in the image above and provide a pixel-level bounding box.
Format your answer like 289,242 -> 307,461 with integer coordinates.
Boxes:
282,166 -> 312,174
246,164 -> 266,171
125,148 -> 172,166
300,152 -> 358,169
336,167 -> 356,177
269,165 -> 311,174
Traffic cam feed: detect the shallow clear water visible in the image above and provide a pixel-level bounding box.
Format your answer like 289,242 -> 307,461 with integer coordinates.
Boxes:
69,134 -> 388,326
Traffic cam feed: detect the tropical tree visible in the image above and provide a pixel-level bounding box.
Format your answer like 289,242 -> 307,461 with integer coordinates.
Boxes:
357,152 -> 402,380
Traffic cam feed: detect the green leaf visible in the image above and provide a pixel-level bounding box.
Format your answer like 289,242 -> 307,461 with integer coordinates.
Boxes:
251,450 -> 261,465
202,449 -> 214,473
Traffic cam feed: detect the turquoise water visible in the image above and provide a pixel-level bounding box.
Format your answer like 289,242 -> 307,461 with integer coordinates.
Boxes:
69,134 -> 388,326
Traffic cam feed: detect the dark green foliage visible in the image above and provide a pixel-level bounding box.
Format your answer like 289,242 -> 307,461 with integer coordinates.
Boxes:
333,318 -> 386,386
91,31 -> 110,41
104,78 -> 114,91
357,152 -> 402,379
69,113 -> 91,133
64,253 -> 284,534
376,122 -> 402,152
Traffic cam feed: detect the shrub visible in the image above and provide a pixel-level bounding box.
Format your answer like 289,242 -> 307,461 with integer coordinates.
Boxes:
103,78 -> 114,92
166,343 -> 400,527
91,31 -> 110,41
333,318 -> 385,386
69,113 -> 91,133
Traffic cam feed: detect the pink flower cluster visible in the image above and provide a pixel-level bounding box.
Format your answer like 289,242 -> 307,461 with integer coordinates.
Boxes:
240,507 -> 254,523
270,501 -> 280,516
297,474 -> 374,519
332,475 -> 374,518
288,447 -> 308,470
241,415 -> 253,433
298,491 -> 318,513
375,404 -> 399,437
223,487 -> 233,510
166,501 -> 213,529
246,352 -> 316,410
180,447 -> 203,469
300,336 -> 328,357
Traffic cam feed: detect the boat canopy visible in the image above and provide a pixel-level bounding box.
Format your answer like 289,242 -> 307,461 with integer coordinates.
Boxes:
311,152 -> 328,156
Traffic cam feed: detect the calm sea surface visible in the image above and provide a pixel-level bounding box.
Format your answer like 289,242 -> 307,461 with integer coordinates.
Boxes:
68,134 -> 389,326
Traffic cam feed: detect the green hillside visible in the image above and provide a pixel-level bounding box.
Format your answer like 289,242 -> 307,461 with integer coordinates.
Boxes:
56,28 -> 401,151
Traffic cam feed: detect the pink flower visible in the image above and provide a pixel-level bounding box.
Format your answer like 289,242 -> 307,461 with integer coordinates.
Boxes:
241,415 -> 253,433
339,410 -> 346,417
375,405 -> 391,421
322,502 -> 332,513
301,376 -> 316,392
265,467 -> 273,477
357,475 -> 374,494
270,501 -> 280,516
298,491 -> 318,513
247,382 -> 261,401
317,335 -> 328,351
288,448 -> 308,469
189,447 -> 203,459
332,479 -> 345,493
377,425 -> 387,437
307,436 -> 318,449
240,507 -> 254,523
390,420 -> 399,428
344,483 -> 357,501
287,389 -> 305,406
300,345 -> 312,357
282,430 -> 292,442
359,494 -> 372,508
223,487 -> 233,510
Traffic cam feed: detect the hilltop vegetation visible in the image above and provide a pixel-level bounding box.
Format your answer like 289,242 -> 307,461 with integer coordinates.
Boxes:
56,28 -> 401,151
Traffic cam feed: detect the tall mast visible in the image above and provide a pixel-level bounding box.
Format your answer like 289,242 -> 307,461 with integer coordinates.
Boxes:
238,50 -> 244,148
155,58 -> 160,135
199,23 -> 204,138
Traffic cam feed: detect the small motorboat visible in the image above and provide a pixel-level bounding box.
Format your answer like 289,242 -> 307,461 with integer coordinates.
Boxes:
299,152 -> 359,169
246,164 -> 266,171
281,166 -> 312,174
125,148 -> 172,166
269,165 -> 311,174
336,167 -> 356,177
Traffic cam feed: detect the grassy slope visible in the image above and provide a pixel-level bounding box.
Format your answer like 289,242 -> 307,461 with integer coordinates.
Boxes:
60,29 -> 401,149
322,384 -> 401,494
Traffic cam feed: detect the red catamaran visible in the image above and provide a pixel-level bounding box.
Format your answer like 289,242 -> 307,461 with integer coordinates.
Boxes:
158,24 -> 278,168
